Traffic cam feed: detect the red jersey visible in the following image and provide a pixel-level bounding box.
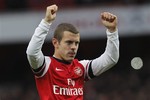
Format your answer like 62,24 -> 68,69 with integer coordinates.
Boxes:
27,19 -> 119,100
34,57 -> 85,100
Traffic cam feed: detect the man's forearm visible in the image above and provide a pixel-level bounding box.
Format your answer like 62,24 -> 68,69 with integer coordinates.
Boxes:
106,29 -> 119,63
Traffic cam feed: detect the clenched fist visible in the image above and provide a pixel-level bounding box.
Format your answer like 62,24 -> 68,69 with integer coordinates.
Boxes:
101,12 -> 117,33
44,4 -> 58,23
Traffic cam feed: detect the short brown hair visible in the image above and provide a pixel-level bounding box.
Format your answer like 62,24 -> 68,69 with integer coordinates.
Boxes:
54,23 -> 79,42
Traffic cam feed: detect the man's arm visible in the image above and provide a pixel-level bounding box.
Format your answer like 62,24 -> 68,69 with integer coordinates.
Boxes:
91,29 -> 119,77
91,12 -> 119,77
26,19 -> 51,69
26,5 -> 58,75
80,12 -> 119,79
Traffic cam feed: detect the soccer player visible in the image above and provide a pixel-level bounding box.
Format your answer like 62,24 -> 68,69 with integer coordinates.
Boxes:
26,4 -> 119,100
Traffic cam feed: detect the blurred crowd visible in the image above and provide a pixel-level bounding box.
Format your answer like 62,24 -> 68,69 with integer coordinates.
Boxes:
84,71 -> 150,100
0,0 -> 150,12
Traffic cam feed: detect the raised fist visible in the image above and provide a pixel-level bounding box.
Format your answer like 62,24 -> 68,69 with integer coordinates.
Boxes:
101,12 -> 117,33
44,4 -> 58,23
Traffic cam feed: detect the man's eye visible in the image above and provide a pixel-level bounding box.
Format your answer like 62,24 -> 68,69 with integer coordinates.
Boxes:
66,41 -> 72,45
75,42 -> 79,45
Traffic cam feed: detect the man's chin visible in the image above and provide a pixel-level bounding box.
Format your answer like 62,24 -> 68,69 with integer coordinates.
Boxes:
67,57 -> 75,62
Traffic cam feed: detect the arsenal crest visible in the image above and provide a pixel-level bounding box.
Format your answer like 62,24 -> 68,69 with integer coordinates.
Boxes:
74,67 -> 83,76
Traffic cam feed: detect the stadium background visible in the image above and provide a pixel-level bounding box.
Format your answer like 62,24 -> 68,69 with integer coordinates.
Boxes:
0,0 -> 150,100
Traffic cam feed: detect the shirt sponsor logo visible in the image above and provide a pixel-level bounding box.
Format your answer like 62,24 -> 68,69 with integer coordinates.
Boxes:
53,78 -> 83,96
67,78 -> 75,87
53,85 -> 83,96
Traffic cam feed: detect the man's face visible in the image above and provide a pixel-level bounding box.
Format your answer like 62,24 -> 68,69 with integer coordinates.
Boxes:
54,31 -> 80,62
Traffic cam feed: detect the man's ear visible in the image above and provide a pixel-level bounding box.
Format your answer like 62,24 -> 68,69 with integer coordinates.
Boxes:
52,38 -> 59,48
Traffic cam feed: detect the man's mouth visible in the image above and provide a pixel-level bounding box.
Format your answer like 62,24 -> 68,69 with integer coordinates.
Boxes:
68,52 -> 76,57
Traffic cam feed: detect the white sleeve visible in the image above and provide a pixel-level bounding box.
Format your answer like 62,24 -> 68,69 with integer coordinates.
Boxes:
80,29 -> 119,80
26,19 -> 51,69
91,29 -> 119,76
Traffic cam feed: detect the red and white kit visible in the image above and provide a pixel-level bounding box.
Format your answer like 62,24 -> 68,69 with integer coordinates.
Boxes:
26,19 -> 119,100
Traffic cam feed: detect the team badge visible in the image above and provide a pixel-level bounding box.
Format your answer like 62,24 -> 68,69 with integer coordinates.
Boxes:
74,67 -> 83,76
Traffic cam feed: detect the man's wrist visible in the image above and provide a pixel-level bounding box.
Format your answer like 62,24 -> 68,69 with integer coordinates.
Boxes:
108,27 -> 117,33
44,18 -> 52,25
